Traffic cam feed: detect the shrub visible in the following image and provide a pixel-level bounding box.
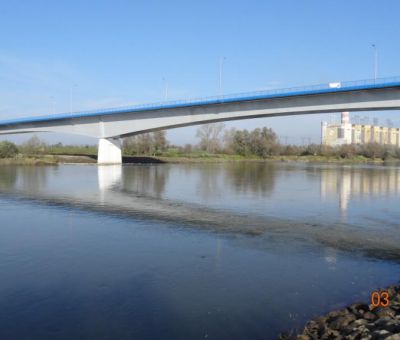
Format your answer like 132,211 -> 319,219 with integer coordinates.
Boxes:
183,144 -> 193,153
281,145 -> 299,156
0,141 -> 18,158
301,144 -> 322,156
360,143 -> 385,159
20,136 -> 47,155
337,144 -> 357,158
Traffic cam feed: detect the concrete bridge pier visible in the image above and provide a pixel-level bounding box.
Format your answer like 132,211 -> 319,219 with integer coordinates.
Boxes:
98,138 -> 122,164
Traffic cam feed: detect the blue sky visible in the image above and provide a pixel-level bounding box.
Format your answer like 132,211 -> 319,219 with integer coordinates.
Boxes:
1,0 -> 400,145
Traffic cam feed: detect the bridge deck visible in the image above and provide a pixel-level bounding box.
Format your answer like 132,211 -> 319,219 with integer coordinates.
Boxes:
1,76 -> 400,127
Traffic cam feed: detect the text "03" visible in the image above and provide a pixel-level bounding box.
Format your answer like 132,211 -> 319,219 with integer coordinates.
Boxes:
371,291 -> 390,308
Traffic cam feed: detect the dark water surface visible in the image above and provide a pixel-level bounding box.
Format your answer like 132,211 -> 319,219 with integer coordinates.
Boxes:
0,162 -> 399,339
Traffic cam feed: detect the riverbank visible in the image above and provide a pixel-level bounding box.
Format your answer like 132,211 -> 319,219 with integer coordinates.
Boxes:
0,154 -> 96,165
280,283 -> 400,339
158,154 -> 393,164
0,153 -> 399,165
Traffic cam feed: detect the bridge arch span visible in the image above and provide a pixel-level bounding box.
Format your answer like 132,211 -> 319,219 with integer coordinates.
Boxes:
1,77 -> 400,163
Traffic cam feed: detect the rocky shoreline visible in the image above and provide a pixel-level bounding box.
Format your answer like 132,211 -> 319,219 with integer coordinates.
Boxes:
280,284 -> 400,339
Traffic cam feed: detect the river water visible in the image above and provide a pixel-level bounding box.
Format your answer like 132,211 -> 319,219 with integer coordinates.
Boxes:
0,162 -> 399,339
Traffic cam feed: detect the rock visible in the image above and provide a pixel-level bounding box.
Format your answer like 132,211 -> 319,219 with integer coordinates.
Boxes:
385,321 -> 400,334
392,305 -> 400,312
362,332 -> 374,340
357,325 -> 371,335
352,319 -> 368,327
303,320 -> 319,332
364,312 -> 378,321
321,329 -> 342,339
371,329 -> 391,339
282,283 -> 400,340
348,303 -> 370,316
328,310 -> 345,318
327,309 -> 349,322
296,335 -> 311,340
346,319 -> 371,335
375,316 -> 394,328
365,322 -> 377,330
386,334 -> 400,340
330,315 -> 357,330
343,332 -> 358,340
375,308 -> 396,318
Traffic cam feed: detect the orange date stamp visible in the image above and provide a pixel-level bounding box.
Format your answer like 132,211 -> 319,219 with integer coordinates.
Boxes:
371,290 -> 390,308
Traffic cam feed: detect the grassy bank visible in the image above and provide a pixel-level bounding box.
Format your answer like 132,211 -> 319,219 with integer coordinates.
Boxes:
0,154 -> 96,165
158,153 -> 393,164
1,153 -> 399,165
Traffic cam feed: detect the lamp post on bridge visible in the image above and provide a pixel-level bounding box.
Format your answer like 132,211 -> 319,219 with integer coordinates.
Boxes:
371,44 -> 378,81
69,83 -> 78,114
219,56 -> 226,97
162,77 -> 168,101
50,96 -> 55,115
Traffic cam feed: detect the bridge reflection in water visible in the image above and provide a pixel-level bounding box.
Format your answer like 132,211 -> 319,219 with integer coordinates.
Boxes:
0,163 -> 399,262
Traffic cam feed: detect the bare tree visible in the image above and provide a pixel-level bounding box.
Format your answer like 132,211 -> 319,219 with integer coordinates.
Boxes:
123,130 -> 168,155
222,127 -> 236,154
21,135 -> 47,154
123,136 -> 139,155
152,130 -> 168,154
137,133 -> 153,155
196,123 -> 225,153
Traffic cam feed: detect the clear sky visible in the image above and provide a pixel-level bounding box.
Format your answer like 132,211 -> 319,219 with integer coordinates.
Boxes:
1,0 -> 400,145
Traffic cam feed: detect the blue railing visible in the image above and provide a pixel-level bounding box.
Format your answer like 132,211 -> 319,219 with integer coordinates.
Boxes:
1,76 -> 400,126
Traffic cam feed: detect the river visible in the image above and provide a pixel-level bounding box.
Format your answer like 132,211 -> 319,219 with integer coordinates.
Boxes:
0,162 -> 399,339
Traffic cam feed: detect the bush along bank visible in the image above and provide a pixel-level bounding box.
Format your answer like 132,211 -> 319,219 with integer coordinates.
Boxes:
280,284 -> 400,339
0,141 -> 18,158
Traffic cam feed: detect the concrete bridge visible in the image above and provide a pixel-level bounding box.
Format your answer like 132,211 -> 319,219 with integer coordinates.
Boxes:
1,76 -> 400,164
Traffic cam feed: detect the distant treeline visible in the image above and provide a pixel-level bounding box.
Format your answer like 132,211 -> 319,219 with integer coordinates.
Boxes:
179,123 -> 400,160
0,136 -> 96,159
1,123 -> 400,161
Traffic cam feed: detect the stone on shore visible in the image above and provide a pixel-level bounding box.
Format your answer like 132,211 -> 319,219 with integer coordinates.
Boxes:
279,283 -> 400,340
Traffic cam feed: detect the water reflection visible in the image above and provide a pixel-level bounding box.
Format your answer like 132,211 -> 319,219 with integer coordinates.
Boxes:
196,165 -> 224,201
98,165 -> 122,191
1,163 -> 400,221
121,165 -> 169,198
0,163 -> 400,261
98,165 -> 122,204
18,166 -> 50,193
0,166 -> 50,192
320,166 -> 400,215
224,162 -> 276,196
0,167 -> 17,190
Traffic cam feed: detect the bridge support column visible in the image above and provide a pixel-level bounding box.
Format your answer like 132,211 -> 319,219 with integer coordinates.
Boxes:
98,138 -> 122,164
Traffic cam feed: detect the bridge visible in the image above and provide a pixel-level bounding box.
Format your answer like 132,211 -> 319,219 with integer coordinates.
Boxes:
1,76 -> 400,164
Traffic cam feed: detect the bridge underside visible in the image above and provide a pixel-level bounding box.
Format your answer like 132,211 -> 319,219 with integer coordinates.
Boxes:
1,86 -> 400,164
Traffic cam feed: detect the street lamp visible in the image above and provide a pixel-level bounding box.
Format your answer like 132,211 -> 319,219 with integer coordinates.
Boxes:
219,56 -> 226,97
371,44 -> 378,81
50,96 -> 55,115
69,84 -> 78,114
162,77 -> 168,101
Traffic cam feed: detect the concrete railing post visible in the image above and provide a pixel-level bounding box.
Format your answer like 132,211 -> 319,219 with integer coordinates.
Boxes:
98,138 -> 122,164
